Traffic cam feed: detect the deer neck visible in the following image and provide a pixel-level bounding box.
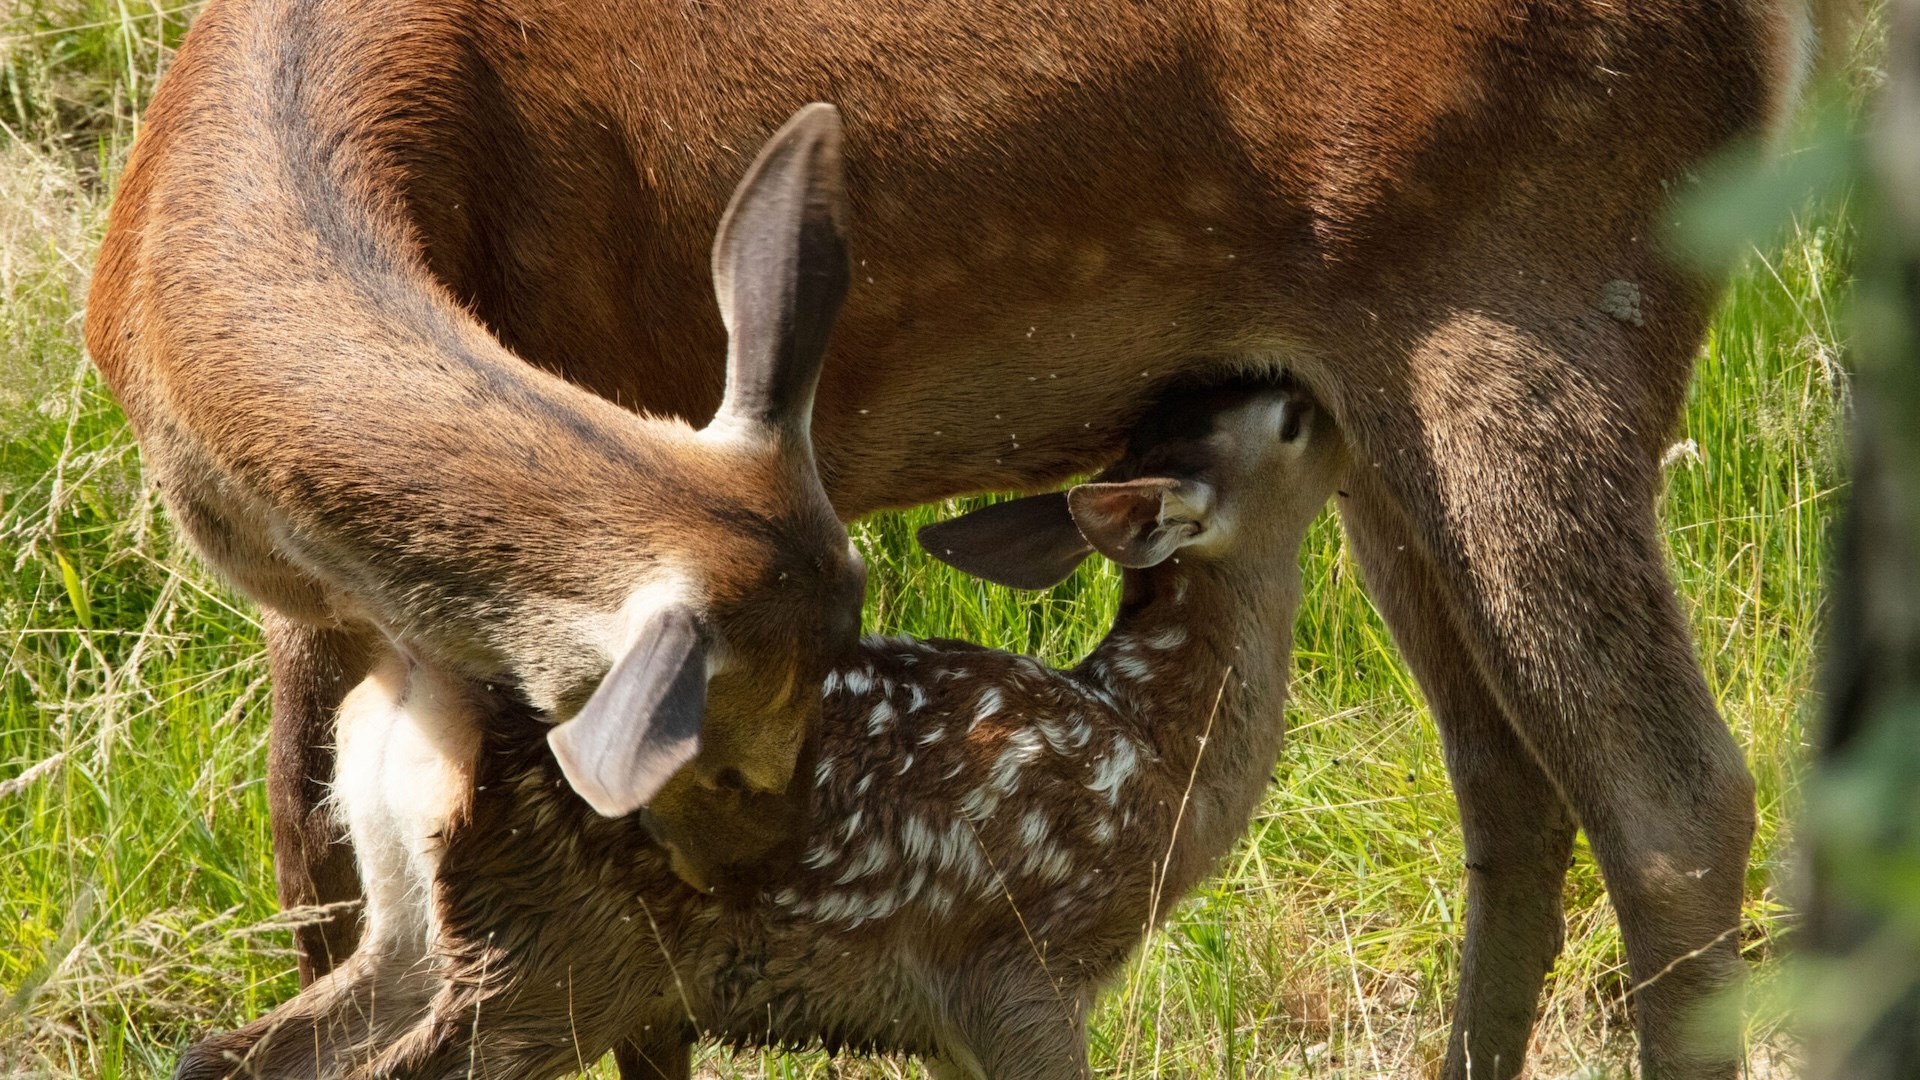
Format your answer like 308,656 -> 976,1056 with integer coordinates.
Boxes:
1079,547 -> 1300,852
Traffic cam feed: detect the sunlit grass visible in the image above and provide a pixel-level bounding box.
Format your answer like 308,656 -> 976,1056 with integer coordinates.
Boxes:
0,4 -> 1856,1077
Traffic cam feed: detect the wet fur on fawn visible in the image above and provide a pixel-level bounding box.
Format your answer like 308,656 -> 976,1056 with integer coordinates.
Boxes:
175,383 -> 1344,1079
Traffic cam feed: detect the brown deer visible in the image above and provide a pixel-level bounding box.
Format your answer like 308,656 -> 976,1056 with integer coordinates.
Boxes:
85,1 -> 1816,1075
176,377 -> 1345,1080
87,95 -> 869,897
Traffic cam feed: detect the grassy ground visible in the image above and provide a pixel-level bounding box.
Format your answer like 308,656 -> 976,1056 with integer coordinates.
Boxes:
0,3 -> 1868,1077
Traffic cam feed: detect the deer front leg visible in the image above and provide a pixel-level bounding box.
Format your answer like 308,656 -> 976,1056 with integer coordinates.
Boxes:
265,613 -> 377,983
189,654 -> 486,1080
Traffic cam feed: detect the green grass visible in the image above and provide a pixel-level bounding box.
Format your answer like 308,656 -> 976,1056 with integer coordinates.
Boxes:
0,4 -> 1867,1077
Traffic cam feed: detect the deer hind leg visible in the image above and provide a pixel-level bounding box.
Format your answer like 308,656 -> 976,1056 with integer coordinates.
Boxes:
1333,303 -> 1753,1079
1340,474 -> 1579,1080
265,614 -> 376,984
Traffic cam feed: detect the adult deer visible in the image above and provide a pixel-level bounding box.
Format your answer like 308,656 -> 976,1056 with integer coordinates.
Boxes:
87,1 -> 1811,1076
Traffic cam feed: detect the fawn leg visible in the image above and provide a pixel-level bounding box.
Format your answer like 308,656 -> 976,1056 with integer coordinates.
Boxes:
1332,300 -> 1754,1078
613,1030 -> 692,1080
935,973 -> 1089,1080
356,999 -> 620,1080
1341,467 -> 1578,1080
266,613 -> 375,983
357,938 -> 645,1080
173,941 -> 438,1080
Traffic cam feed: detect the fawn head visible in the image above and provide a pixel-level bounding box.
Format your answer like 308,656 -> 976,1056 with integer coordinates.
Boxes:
918,376 -> 1341,588
548,104 -> 866,824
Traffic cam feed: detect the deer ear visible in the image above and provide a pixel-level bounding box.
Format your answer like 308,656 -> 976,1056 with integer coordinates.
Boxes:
548,602 -> 708,818
1067,478 -> 1213,568
917,492 -> 1093,590
709,102 -> 850,441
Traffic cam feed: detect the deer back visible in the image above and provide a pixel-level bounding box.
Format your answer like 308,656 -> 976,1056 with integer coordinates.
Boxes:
96,0 -> 1796,512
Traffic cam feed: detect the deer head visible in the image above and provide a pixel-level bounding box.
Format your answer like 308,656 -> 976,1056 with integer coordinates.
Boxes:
548,104 -> 866,824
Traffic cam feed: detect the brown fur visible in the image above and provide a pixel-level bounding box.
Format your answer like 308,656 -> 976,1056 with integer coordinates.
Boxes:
86,1 -> 1807,1075
263,614 -> 376,983
174,382 -> 1344,1080
89,38 -> 871,928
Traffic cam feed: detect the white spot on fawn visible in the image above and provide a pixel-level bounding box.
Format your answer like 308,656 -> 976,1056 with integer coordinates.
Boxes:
973,687 -> 1004,726
903,863 -> 931,902
840,808 -> 865,843
834,840 -> 891,885
807,891 -> 862,924
1087,738 -> 1141,804
960,785 -> 1002,823
990,728 -> 1045,792
867,699 -> 896,735
1144,625 -> 1189,651
852,891 -> 906,926
1025,844 -> 1074,884
1067,719 -> 1094,749
1037,718 -> 1086,755
900,816 -> 939,863
940,819 -> 988,879
1020,808 -> 1051,849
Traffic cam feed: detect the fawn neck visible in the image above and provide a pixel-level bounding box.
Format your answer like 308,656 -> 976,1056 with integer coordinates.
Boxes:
1080,539 -> 1301,855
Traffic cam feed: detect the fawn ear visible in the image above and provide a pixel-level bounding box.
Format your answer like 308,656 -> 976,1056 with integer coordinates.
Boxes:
548,602 -> 708,817
1067,478 -> 1214,568
709,102 -> 850,443
917,492 -> 1093,589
